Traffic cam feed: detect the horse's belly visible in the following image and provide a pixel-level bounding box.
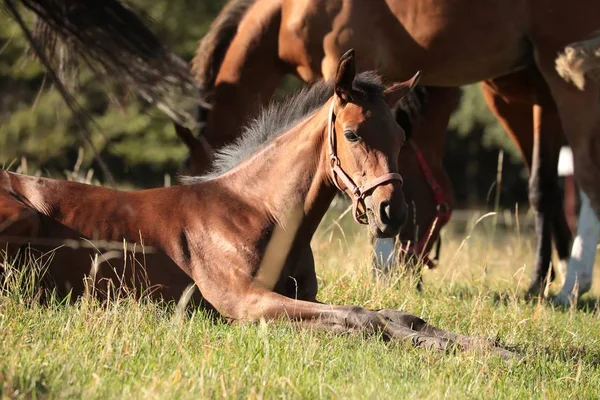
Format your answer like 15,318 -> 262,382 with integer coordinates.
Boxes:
375,0 -> 532,85
383,37 -> 532,87
281,0 -> 532,85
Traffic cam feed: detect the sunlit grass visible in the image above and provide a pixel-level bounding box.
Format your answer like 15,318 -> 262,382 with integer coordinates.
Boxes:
1,203 -> 599,399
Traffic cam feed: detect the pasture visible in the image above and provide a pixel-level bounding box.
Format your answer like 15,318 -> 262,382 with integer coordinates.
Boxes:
2,204 -> 599,399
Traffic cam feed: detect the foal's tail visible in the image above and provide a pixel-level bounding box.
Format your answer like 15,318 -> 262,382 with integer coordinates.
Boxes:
556,31 -> 600,90
191,0 -> 258,96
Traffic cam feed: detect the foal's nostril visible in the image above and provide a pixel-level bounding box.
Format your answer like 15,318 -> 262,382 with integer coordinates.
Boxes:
380,201 -> 394,225
380,200 -> 407,228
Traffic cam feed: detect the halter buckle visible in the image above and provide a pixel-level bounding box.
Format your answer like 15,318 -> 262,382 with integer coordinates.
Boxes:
330,155 -> 340,167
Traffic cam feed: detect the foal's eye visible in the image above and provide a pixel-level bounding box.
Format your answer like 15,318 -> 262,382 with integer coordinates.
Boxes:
344,130 -> 360,142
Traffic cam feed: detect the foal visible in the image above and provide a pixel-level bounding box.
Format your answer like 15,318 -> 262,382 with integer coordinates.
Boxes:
0,51 -> 513,357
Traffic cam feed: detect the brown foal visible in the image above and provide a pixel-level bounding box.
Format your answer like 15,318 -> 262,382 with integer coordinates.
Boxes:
0,51 -> 514,357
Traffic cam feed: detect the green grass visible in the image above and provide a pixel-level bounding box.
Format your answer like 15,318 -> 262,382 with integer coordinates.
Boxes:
1,207 -> 599,399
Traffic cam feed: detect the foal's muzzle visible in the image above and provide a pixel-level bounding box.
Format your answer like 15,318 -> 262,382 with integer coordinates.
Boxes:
365,187 -> 408,238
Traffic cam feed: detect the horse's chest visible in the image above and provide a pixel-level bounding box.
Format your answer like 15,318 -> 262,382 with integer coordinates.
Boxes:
253,206 -> 305,291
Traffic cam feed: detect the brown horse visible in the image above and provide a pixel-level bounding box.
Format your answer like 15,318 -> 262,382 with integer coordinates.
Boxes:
186,0 -> 600,294
0,52 -> 514,357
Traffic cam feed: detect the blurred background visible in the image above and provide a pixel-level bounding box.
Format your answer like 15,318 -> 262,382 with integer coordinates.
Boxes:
0,0 -> 536,209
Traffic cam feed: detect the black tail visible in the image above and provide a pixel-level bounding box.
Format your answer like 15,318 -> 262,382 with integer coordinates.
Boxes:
4,0 -> 198,128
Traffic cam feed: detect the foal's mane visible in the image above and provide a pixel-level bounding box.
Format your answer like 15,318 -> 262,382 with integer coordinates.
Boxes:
181,72 -> 385,184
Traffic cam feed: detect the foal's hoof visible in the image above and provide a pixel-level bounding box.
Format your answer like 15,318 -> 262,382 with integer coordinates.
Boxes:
494,347 -> 522,361
458,337 -> 522,361
412,336 -> 456,353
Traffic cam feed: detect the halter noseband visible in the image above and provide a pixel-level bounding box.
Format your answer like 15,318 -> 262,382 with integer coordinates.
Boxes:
327,101 -> 404,224
399,140 -> 452,269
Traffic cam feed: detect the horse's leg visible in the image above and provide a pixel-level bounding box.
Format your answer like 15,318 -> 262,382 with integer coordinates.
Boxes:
555,190 -> 600,305
534,45 -> 600,260
285,245 -> 319,302
534,36 -> 600,212
532,39 -> 600,302
377,309 -> 516,358
203,0 -> 291,148
227,289 -> 515,357
532,84 -> 574,285
481,79 -> 569,295
529,102 -> 570,294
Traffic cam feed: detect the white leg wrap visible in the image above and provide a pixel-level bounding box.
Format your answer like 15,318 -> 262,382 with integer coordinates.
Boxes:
556,190 -> 599,304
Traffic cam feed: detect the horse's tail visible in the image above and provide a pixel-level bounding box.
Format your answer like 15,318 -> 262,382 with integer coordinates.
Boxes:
556,30 -> 600,90
5,0 -> 198,127
191,0 -> 258,96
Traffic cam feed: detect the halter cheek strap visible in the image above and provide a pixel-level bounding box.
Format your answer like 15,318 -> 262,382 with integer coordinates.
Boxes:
327,101 -> 404,224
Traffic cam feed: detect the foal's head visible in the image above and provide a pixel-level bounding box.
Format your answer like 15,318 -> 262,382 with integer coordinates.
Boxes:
328,50 -> 420,237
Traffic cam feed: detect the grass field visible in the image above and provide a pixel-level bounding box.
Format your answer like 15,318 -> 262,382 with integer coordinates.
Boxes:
1,206 -> 599,399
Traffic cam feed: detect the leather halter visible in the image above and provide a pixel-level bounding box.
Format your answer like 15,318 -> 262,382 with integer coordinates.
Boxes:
399,140 -> 452,269
327,101 -> 404,224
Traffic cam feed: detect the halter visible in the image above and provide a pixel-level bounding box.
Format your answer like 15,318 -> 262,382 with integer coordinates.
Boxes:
328,101 -> 404,224
399,140 -> 452,269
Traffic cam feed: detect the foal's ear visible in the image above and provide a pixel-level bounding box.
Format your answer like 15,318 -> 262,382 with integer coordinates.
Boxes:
334,49 -> 356,103
174,123 -> 199,150
383,71 -> 422,108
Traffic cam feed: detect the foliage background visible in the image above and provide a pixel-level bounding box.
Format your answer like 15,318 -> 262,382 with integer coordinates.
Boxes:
0,0 -> 535,206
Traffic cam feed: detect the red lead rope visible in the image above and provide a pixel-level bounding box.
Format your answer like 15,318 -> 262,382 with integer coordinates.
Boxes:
399,140 -> 452,269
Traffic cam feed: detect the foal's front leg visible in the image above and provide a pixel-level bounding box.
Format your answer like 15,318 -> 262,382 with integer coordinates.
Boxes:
377,309 -> 518,359
218,289 -> 452,351
226,290 -> 520,357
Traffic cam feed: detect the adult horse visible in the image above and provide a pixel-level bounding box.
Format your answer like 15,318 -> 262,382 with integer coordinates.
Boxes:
0,52 -> 514,357
187,0 -> 600,294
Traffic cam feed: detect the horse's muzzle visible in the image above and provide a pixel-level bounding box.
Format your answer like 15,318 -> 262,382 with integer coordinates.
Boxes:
366,196 -> 408,238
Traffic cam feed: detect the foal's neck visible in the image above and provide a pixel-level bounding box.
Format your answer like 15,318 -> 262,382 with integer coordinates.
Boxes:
219,103 -> 337,228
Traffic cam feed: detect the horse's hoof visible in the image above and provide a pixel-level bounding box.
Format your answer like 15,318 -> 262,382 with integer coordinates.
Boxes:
413,336 -> 456,353
493,346 -> 523,361
550,292 -> 572,307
